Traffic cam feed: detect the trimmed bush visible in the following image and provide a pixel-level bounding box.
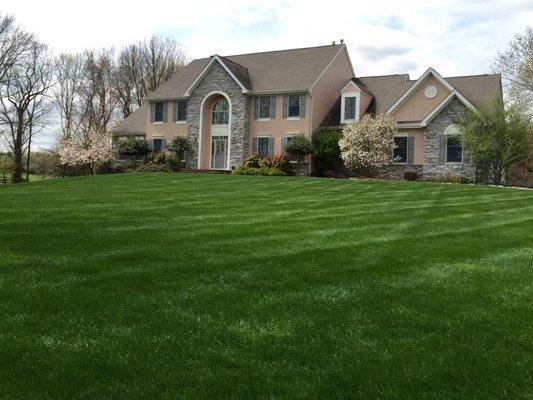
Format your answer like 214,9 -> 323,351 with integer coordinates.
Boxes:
284,136 -> 312,175
312,128 -> 344,177
403,171 -> 419,181
233,166 -> 286,176
243,154 -> 262,168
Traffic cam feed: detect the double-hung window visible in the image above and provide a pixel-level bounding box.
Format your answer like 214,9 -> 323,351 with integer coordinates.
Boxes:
393,136 -> 408,164
446,136 -> 462,163
259,97 -> 271,119
257,137 -> 270,157
174,100 -> 187,122
152,138 -> 163,152
288,95 -> 301,118
154,101 -> 165,123
341,93 -> 359,123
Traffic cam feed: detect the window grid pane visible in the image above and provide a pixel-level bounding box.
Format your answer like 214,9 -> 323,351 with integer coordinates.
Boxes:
257,137 -> 270,157
344,96 -> 356,120
288,95 -> 300,117
177,101 -> 187,121
154,102 -> 164,122
446,136 -> 462,162
394,137 -> 408,163
259,97 -> 271,119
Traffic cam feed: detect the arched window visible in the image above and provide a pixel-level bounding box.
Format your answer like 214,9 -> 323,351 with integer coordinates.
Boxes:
212,99 -> 229,125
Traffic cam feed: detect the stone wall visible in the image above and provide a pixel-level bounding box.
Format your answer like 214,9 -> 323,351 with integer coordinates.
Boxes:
379,165 -> 423,180
423,98 -> 475,181
186,62 -> 248,169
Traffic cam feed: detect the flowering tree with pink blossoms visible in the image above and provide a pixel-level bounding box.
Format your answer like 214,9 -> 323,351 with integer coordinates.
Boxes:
58,131 -> 114,175
339,114 -> 398,176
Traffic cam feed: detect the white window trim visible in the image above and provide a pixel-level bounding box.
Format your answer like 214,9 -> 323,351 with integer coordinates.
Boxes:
153,121 -> 164,125
445,131 -> 463,164
393,134 -> 410,165
341,91 -> 360,124
175,121 -> 186,125
287,117 -> 300,121
258,118 -> 271,122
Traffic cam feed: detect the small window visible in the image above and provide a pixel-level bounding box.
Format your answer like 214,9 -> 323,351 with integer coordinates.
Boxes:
152,138 -> 163,152
212,99 -> 229,125
344,96 -> 357,120
154,102 -> 165,122
288,95 -> 301,118
394,136 -> 408,164
258,97 -> 271,119
177,100 -> 187,121
446,136 -> 462,163
257,137 -> 270,158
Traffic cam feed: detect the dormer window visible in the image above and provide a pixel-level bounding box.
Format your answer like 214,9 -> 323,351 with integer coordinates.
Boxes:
341,92 -> 359,123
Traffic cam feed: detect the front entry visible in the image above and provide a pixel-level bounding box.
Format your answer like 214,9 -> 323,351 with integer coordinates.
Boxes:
210,136 -> 228,169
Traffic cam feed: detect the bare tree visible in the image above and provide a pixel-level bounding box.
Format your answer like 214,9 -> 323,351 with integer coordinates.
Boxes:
112,36 -> 187,117
53,53 -> 85,137
79,49 -> 117,135
0,13 -> 33,85
0,40 -> 55,183
493,27 -> 533,114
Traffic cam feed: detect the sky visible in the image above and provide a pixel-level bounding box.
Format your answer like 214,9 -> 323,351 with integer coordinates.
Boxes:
2,0 -> 532,150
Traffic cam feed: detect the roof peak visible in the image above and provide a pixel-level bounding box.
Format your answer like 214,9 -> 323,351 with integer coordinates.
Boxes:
218,43 -> 344,59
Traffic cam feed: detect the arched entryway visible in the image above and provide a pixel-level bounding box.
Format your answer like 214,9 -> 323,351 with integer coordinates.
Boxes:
198,92 -> 231,170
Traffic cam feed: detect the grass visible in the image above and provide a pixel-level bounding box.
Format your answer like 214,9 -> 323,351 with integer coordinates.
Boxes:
0,173 -> 532,399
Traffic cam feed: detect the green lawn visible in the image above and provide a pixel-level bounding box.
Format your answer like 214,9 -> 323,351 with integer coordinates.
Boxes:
0,173 -> 532,399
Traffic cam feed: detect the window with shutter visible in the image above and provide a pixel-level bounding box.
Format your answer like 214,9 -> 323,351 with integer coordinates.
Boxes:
176,100 -> 187,122
258,97 -> 271,119
393,136 -> 408,164
288,95 -> 300,118
154,102 -> 165,123
257,137 -> 270,157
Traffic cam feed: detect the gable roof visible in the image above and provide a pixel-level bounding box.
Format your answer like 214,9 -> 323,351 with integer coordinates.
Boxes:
147,44 -> 346,99
113,102 -> 148,134
356,72 -> 501,115
320,71 -> 502,127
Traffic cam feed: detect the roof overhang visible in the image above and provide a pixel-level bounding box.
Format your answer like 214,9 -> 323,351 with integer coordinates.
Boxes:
184,55 -> 249,96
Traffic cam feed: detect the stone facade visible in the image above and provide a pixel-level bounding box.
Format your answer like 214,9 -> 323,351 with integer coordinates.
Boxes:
379,165 -> 423,180
186,62 -> 249,169
423,98 -> 475,181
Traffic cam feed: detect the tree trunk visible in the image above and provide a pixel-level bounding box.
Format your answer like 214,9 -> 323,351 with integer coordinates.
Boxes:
26,132 -> 32,182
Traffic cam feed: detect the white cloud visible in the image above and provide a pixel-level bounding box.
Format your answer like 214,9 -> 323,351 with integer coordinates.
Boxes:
3,0 -> 531,149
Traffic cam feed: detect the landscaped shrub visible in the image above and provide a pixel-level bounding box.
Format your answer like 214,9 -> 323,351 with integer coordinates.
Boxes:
116,137 -> 150,167
284,136 -> 312,175
312,128 -> 344,177
403,171 -> 419,181
258,153 -> 290,173
142,151 -> 181,172
425,173 -> 469,184
233,166 -> 286,176
243,153 -> 262,168
167,136 -> 192,170
95,161 -> 125,175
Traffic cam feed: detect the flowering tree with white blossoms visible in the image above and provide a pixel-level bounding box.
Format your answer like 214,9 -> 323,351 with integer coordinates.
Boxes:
339,113 -> 398,176
58,131 -> 114,175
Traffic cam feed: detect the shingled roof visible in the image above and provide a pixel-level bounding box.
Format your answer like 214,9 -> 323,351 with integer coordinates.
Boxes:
321,72 -> 502,127
147,44 -> 346,99
112,103 -> 148,135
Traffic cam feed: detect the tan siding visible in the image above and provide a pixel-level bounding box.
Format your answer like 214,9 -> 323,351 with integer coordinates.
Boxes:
146,101 -> 188,145
310,47 -> 354,132
397,128 -> 425,165
393,75 -> 450,122
248,94 -> 311,154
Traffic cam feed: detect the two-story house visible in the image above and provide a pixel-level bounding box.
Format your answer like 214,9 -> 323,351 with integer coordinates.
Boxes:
113,42 -> 502,180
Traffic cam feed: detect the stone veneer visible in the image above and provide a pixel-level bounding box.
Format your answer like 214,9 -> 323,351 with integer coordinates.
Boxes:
379,165 -> 423,180
423,97 -> 475,181
186,62 -> 249,169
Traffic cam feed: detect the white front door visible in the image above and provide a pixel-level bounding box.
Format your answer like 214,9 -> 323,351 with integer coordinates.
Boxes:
211,136 -> 228,169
